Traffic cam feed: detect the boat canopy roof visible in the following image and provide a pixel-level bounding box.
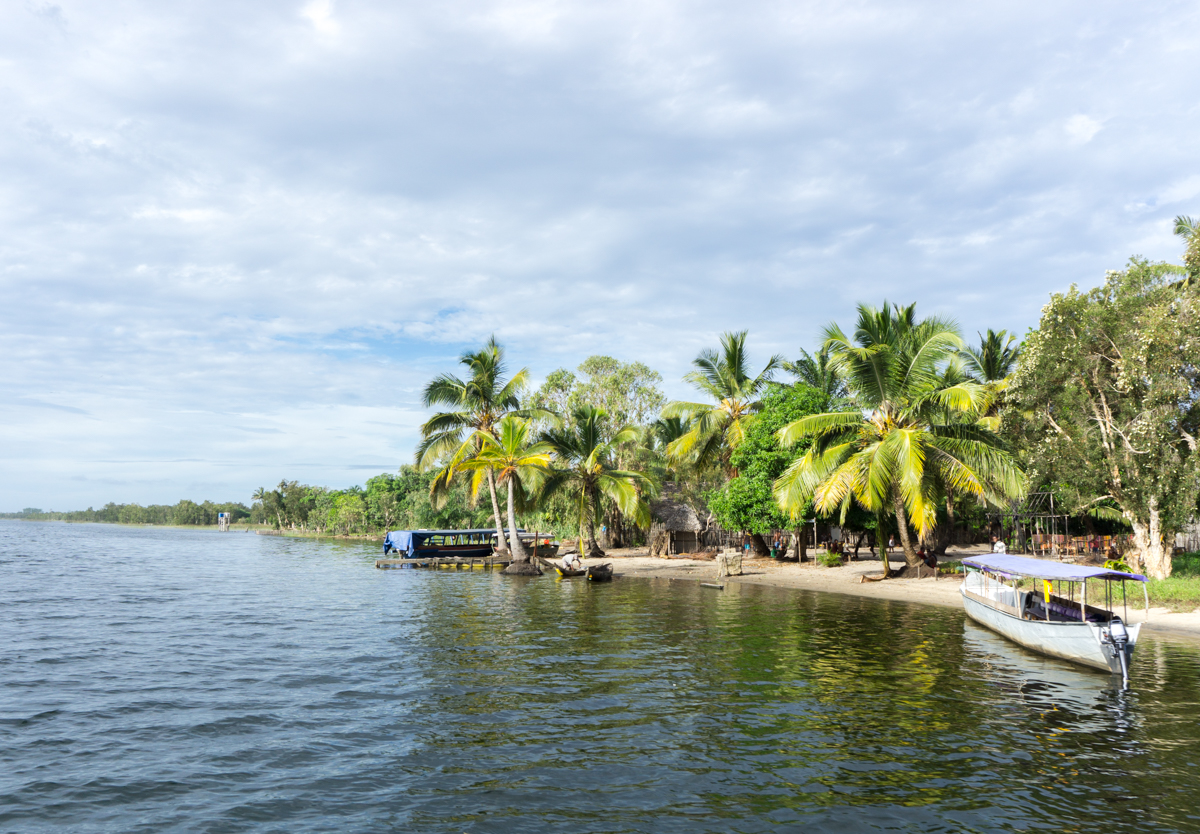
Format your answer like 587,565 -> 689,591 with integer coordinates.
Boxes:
384,528 -> 527,550
962,554 -> 1147,583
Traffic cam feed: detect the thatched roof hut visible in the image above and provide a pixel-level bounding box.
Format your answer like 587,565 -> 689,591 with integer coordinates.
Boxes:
649,497 -> 702,557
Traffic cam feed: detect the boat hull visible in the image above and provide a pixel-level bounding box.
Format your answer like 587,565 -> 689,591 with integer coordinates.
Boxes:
961,590 -> 1138,674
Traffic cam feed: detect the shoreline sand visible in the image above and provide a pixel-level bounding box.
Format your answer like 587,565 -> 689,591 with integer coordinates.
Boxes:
600,547 -> 1200,643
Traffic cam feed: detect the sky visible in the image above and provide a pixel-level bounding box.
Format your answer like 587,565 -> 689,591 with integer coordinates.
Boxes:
2,0 -> 1199,510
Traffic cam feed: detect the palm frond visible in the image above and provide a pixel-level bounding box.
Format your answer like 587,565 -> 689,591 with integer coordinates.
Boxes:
777,411 -> 862,447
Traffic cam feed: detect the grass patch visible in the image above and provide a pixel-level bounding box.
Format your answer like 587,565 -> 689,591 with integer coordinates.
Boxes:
1145,552 -> 1200,612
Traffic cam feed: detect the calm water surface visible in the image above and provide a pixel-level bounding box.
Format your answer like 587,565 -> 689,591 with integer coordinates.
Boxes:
3,520 -> 1200,833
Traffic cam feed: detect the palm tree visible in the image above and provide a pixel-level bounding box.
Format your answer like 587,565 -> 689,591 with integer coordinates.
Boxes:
455,416 -> 552,568
415,336 -> 543,554
1174,214 -> 1199,284
540,405 -> 654,558
959,329 -> 1021,428
662,330 -> 784,475
773,302 -> 1024,574
784,346 -> 849,404
961,329 -> 1020,384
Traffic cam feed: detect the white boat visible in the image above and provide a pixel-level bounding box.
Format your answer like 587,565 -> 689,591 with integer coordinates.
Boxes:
959,554 -> 1149,684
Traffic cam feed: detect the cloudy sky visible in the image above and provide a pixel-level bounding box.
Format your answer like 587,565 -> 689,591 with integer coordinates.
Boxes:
2,0 -> 1198,510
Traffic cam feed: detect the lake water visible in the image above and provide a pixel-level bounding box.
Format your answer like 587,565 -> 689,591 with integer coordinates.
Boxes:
3,521 -> 1200,833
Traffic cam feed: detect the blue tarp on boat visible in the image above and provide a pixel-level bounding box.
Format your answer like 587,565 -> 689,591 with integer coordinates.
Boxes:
962,554 -> 1147,583
383,530 -> 414,556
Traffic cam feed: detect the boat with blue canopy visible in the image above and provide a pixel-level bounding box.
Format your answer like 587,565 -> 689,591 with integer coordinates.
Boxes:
382,529 -> 558,560
959,553 -> 1149,684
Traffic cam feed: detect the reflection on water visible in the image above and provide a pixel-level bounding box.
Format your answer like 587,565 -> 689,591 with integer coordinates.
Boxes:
2,520 -> 1200,833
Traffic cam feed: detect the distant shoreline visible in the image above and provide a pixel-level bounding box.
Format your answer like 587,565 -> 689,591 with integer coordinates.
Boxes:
0,518 -> 380,542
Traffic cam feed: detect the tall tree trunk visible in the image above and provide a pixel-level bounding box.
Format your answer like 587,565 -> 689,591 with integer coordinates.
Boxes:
934,490 -> 956,556
1131,497 -> 1171,579
583,487 -> 605,558
877,512 -> 891,577
505,478 -> 527,560
892,490 -> 920,567
487,469 -> 508,554
795,526 -> 807,562
750,533 -> 770,556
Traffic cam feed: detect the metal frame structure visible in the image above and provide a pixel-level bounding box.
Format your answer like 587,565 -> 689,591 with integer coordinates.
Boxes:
988,492 -> 1073,556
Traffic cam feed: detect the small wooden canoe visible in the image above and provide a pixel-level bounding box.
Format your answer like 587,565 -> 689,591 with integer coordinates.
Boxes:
555,567 -> 587,577
587,564 -> 614,582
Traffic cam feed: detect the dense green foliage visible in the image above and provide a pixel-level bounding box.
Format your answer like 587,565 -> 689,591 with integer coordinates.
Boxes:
1005,258 -> 1200,578
774,302 -> 1025,570
707,384 -> 826,535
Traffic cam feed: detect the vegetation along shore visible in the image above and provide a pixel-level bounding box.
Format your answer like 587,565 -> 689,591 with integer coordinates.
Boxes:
9,217 -> 1200,610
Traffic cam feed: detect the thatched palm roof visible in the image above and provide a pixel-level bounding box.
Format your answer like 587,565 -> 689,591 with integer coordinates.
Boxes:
650,498 -> 701,532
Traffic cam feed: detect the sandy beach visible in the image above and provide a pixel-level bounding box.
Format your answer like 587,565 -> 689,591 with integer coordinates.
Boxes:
600,546 -> 1200,642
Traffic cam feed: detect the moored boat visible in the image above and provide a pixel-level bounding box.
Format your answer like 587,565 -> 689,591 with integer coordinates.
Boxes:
586,564 -> 613,582
960,554 -> 1148,684
383,529 -> 558,560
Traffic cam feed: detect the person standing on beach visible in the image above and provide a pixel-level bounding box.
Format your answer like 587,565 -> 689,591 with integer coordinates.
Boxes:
887,535 -> 895,554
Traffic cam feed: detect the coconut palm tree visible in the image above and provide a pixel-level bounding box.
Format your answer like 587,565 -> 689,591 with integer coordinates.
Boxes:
416,336 -> 547,554
539,405 -> 654,558
662,330 -> 784,475
961,329 -> 1020,384
958,329 -> 1021,428
1174,214 -> 1199,284
773,302 -> 1024,574
784,346 -> 849,404
455,416 -> 552,567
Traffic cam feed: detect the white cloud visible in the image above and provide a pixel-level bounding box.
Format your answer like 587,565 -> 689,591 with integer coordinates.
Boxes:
1160,175 -> 1200,206
1064,114 -> 1103,145
301,0 -> 339,35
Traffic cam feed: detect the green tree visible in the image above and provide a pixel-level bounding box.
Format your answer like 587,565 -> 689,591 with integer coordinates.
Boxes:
527,356 -> 665,439
456,416 -> 553,565
416,336 -> 543,554
528,356 -> 666,545
330,491 -> 367,535
708,384 -> 827,555
1004,258 -> 1200,579
540,406 -> 654,558
774,302 -> 1024,573
662,330 -> 784,475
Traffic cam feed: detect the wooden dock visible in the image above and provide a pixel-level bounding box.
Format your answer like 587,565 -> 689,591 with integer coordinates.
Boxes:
375,556 -> 513,570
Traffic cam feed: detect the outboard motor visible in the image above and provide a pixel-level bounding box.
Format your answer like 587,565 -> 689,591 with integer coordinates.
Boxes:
1102,618 -> 1131,686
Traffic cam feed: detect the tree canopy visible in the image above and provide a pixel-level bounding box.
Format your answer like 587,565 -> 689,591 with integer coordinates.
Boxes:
1005,258 -> 1200,578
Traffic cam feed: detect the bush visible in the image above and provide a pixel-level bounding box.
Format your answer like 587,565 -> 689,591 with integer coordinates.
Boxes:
817,551 -> 843,568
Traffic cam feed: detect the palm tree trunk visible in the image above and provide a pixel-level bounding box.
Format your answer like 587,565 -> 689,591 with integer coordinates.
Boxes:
877,511 -> 891,577
584,484 -> 603,558
505,478 -> 527,561
935,490 -> 956,556
487,469 -> 508,554
891,489 -> 920,567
